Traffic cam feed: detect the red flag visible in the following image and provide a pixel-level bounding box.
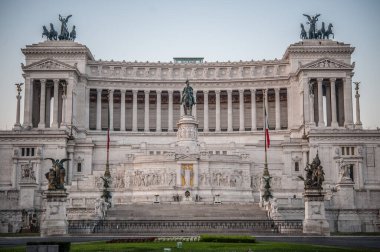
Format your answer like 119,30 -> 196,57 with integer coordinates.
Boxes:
265,103 -> 270,149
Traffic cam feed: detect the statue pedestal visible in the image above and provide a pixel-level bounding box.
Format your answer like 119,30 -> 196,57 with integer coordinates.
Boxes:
334,182 -> 361,232
40,190 -> 68,237
176,115 -> 199,154
303,190 -> 330,236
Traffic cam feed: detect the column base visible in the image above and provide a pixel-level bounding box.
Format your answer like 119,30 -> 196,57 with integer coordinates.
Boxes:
344,122 -> 354,129
355,122 -> 362,129
38,123 -> 46,129
317,121 -> 325,127
13,124 -> 22,130
331,121 -> 339,128
51,122 -> 59,129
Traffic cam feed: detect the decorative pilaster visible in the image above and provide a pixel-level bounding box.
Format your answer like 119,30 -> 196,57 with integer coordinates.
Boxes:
168,90 -> 173,132
96,89 -> 102,130
156,90 -> 162,132
38,79 -> 46,129
108,89 -> 114,131
251,89 -> 256,131
354,82 -> 362,129
317,78 -> 325,127
239,89 -> 245,131
330,78 -> 338,127
203,90 -> 209,132
51,79 -> 59,128
275,88 -> 281,130
215,90 -> 221,132
14,83 -> 23,130
132,90 -> 138,132
120,90 -> 126,131
227,90 -> 232,132
85,87 -> 90,129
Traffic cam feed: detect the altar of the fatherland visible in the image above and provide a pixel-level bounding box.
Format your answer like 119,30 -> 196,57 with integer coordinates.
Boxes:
0,17 -> 379,234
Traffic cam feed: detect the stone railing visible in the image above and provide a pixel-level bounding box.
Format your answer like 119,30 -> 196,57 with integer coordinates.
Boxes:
68,219 -> 302,235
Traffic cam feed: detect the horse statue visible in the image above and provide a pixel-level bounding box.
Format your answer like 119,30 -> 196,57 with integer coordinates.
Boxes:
300,23 -> 307,39
323,23 -> 334,39
49,23 -> 58,40
297,152 -> 325,191
180,80 -> 195,116
69,25 -> 76,41
42,26 -> 50,40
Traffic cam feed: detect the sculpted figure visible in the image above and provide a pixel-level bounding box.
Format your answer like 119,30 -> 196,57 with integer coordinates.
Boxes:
298,153 -> 325,190
300,23 -> 307,39
69,25 -> 76,41
303,14 -> 321,39
44,158 -> 70,190
180,80 -> 195,116
58,14 -> 72,40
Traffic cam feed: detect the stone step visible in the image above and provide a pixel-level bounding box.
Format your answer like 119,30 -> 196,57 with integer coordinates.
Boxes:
106,203 -> 268,220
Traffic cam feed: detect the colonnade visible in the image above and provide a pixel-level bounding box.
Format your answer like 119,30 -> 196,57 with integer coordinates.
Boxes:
22,78 -> 72,129
88,88 -> 288,132
306,77 -> 353,128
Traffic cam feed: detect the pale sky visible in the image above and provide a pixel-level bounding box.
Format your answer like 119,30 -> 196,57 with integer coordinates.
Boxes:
0,0 -> 379,129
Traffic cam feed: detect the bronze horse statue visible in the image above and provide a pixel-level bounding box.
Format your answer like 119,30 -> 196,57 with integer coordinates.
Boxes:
300,24 -> 307,39
181,80 -> 195,116
323,23 -> 334,39
42,23 -> 58,40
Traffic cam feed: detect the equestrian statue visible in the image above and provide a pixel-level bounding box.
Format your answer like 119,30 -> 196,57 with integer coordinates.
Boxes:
300,14 -> 334,40
180,80 -> 196,116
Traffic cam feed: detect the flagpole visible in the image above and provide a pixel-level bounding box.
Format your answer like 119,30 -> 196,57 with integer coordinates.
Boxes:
105,90 -> 111,178
263,89 -> 269,177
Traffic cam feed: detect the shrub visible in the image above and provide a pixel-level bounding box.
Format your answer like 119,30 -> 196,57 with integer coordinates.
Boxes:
199,234 -> 255,243
26,242 -> 71,252
107,237 -> 156,243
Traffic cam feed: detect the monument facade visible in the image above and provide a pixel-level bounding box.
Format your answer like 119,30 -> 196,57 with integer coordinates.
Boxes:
0,15 -> 379,233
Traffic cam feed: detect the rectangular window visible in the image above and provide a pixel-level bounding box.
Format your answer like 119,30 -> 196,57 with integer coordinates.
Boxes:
21,148 -> 25,156
349,164 -> 354,181
31,148 -> 35,156
295,161 -> 299,172
77,163 -> 82,173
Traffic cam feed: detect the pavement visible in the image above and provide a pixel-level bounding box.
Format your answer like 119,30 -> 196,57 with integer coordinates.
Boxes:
0,235 -> 379,250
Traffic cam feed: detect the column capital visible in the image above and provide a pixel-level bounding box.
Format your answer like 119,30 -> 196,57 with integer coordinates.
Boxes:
330,78 -> 337,83
132,89 -> 138,95
227,89 -> 232,94
239,89 -> 244,94
274,87 -> 280,92
156,90 -> 162,95
317,78 -> 324,83
97,88 -> 102,94
250,88 -> 256,93
144,90 -> 150,95
108,89 -> 114,94
53,79 -> 60,84
120,89 -> 127,94
168,90 -> 173,95
40,79 -> 46,84
203,90 -> 209,94
215,90 -> 221,95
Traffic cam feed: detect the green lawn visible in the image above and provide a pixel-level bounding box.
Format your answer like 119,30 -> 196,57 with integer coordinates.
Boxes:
1,241 -> 377,252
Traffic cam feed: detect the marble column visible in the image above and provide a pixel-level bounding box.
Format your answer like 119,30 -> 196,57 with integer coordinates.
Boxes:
325,83 -> 331,127
203,90 -> 209,132
108,89 -> 114,131
251,89 -> 256,131
317,78 -> 325,127
215,90 -> 221,132
344,75 -> 354,128
38,79 -> 46,129
144,90 -> 150,132
156,90 -> 162,132
22,77 -> 31,127
176,165 -> 182,187
227,90 -> 232,132
168,90 -> 173,132
132,90 -> 138,132
61,88 -> 67,128
309,80 -> 315,126
14,84 -> 22,129
120,89 -> 126,131
51,79 -> 59,128
354,82 -> 362,129
239,89 -> 245,131
330,78 -> 338,128
275,88 -> 281,130
85,88 -> 90,129
96,89 -> 102,130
